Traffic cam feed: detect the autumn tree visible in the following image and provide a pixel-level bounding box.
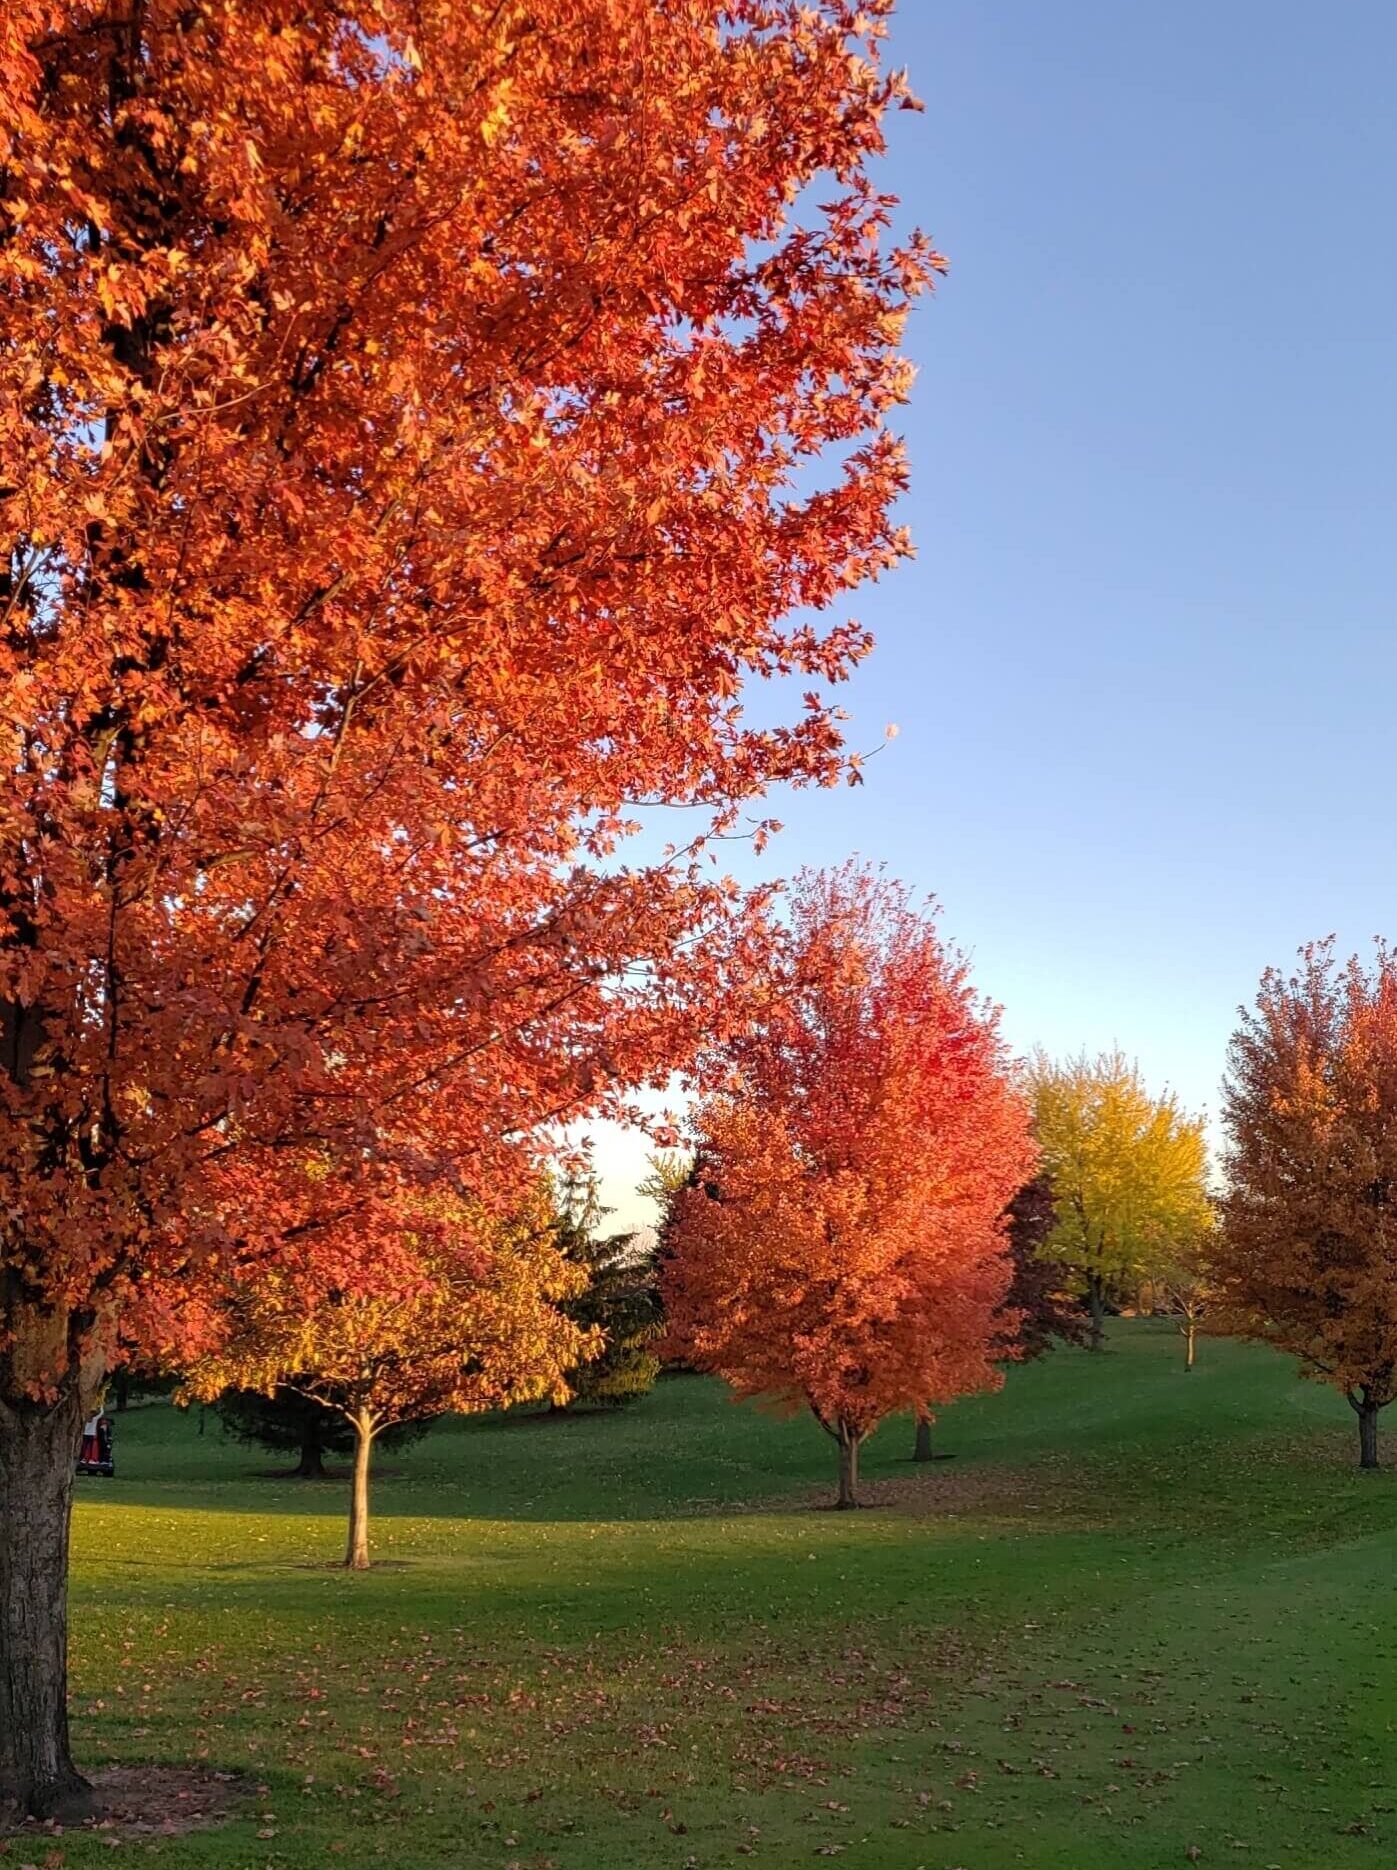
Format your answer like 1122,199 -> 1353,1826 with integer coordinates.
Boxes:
662,865 -> 1036,1508
187,1190 -> 597,1568
1026,1050 -> 1211,1350
911,1176 -> 1086,1461
0,0 -> 933,1814
1214,943 -> 1397,1468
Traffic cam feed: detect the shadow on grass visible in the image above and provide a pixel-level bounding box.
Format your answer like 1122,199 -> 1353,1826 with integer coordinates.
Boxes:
76,1329 -> 1370,1536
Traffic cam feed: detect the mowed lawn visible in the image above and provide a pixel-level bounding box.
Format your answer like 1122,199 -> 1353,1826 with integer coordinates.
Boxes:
61,1324 -> 1397,1870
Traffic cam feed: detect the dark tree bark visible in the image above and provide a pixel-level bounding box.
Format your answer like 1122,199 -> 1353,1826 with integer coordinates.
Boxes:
1086,1272 -> 1106,1351
0,1385 -> 98,1820
345,1412 -> 375,1569
835,1422 -> 862,1509
1352,1390 -> 1381,1470
295,1424 -> 328,1479
913,1417 -> 934,1462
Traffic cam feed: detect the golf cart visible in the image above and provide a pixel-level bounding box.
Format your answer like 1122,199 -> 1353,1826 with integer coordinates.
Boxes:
77,1411 -> 115,1478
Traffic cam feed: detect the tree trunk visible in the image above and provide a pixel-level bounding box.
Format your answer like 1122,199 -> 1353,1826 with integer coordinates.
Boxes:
295,1424 -> 327,1480
1087,1273 -> 1105,1351
1184,1317 -> 1196,1371
1355,1393 -> 1381,1471
0,1387 -> 97,1820
913,1417 -> 934,1462
835,1423 -> 862,1509
345,1413 -> 374,1569
113,1370 -> 129,1412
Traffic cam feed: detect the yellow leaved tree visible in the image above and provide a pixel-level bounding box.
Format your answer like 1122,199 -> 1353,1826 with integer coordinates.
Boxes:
1025,1049 -> 1211,1349
185,1187 -> 598,1568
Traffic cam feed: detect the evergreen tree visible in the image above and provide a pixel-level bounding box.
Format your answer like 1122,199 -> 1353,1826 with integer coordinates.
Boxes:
214,1387 -> 427,1477
638,1151 -> 693,1225
554,1181 -> 662,1409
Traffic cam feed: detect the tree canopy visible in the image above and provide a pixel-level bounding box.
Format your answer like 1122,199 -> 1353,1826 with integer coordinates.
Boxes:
185,1188 -> 598,1566
662,864 -> 1036,1506
1025,1049 -> 1211,1348
0,0 -> 932,1813
1215,942 -> 1397,1466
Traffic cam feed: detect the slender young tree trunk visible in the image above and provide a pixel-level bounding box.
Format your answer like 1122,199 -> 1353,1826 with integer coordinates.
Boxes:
1184,1316 -> 1196,1371
835,1422 -> 862,1509
1087,1273 -> 1105,1351
913,1418 -> 934,1462
0,1385 -> 97,1820
345,1412 -> 375,1569
1353,1392 -> 1381,1471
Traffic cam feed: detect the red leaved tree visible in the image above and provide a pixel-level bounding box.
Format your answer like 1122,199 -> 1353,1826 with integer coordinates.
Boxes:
1217,943 -> 1397,1468
0,1 -> 935,1814
661,865 -> 1037,1507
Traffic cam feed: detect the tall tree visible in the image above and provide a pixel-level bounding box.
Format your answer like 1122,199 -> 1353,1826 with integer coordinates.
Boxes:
187,1190 -> 597,1568
1215,943 -> 1397,1468
1026,1050 -> 1211,1350
0,0 -> 933,1814
662,865 -> 1036,1508
639,1151 -> 694,1226
549,1177 -> 662,1409
643,1151 -> 696,1369
558,1230 -> 663,1409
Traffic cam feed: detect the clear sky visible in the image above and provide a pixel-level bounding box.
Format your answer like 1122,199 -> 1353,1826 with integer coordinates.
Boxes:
595,0 -> 1397,1231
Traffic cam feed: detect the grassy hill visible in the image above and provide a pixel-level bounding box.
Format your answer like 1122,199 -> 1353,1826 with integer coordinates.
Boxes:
59,1322 -> 1397,1867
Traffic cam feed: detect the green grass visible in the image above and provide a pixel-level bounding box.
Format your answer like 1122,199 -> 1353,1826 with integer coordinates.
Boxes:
57,1323 -> 1397,1868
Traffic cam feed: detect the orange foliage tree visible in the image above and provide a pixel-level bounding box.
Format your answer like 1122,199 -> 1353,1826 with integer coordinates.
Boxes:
0,0 -> 934,1813
1217,942 -> 1397,1469
661,866 -> 1037,1507
185,1187 -> 598,1570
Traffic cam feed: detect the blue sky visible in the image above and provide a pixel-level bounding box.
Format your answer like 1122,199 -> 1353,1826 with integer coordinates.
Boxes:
595,0 -> 1397,1229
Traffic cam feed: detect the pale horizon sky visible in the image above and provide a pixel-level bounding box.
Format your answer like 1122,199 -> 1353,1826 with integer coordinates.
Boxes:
592,1 -> 1397,1234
